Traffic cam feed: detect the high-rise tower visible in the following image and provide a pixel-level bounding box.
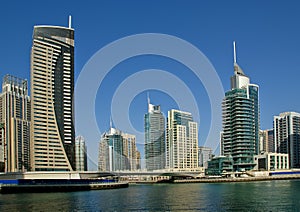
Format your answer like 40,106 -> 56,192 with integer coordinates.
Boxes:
98,127 -> 139,171
75,136 -> 87,171
274,112 -> 300,168
30,19 -> 75,171
144,97 -> 165,170
0,75 -> 31,172
221,42 -> 260,171
166,109 -> 198,169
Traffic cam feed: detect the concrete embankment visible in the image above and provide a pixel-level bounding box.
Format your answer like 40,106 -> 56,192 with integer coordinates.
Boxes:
173,175 -> 300,183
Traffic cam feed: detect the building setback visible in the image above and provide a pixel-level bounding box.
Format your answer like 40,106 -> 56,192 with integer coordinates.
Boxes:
274,112 -> 300,168
30,22 -> 75,171
144,99 -> 165,171
0,75 -> 31,172
166,109 -> 198,169
221,42 -> 260,171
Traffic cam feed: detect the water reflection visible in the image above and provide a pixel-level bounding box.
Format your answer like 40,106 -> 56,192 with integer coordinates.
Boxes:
0,180 -> 299,211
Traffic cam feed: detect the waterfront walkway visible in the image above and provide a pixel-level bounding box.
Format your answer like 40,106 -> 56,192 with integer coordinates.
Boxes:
173,175 -> 300,183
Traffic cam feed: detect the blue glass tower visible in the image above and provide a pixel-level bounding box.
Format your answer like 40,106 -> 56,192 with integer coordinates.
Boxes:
144,98 -> 165,171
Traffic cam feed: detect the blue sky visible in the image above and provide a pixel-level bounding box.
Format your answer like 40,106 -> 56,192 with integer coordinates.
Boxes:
1,1 -> 300,170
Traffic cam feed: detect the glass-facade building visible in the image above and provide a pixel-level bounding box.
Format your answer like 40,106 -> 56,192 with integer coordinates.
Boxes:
30,25 -> 75,171
98,128 -> 140,171
144,102 -> 165,171
222,61 -> 259,171
75,136 -> 87,171
206,156 -> 233,176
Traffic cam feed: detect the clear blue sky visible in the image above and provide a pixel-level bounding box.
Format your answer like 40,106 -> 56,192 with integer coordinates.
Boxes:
1,1 -> 300,170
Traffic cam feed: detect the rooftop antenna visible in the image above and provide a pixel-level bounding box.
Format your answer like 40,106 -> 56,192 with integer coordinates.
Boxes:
233,41 -> 237,64
68,15 -> 72,28
147,92 -> 150,105
110,115 -> 113,129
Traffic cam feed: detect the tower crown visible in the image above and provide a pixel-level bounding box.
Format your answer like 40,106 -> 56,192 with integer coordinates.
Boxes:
231,41 -> 250,89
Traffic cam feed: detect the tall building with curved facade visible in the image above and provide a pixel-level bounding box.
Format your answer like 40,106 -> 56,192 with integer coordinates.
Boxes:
221,42 -> 260,171
30,23 -> 75,171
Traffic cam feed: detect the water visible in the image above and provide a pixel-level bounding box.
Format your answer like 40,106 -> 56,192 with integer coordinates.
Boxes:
1,180 -> 300,211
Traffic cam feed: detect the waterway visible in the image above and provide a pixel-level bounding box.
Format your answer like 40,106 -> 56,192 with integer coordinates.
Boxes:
0,179 -> 299,211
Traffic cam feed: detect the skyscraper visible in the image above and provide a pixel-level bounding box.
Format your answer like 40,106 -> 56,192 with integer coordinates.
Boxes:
259,129 -> 275,153
222,42 -> 260,171
198,146 -> 212,168
266,129 -> 275,153
98,127 -> 140,171
75,136 -> 87,171
122,133 -> 138,171
0,75 -> 31,172
30,20 -> 75,171
259,130 -> 266,153
0,123 -> 4,172
144,98 -> 165,170
98,128 -> 123,172
166,109 -> 198,169
274,112 -> 300,168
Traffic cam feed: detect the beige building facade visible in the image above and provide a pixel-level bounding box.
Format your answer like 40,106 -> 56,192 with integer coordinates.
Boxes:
30,25 -> 75,171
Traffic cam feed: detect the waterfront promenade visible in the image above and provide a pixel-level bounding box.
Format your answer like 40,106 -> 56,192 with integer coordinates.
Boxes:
122,171 -> 300,184
173,174 -> 300,183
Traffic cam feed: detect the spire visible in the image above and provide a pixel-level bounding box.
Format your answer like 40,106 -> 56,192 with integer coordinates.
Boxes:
110,115 -> 113,129
68,15 -> 72,28
147,92 -> 150,105
147,92 -> 155,113
233,41 -> 245,76
233,41 -> 237,64
230,41 -> 250,89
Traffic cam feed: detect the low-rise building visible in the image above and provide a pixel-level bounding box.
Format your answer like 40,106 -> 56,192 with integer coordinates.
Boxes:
206,156 -> 233,176
253,153 -> 289,171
